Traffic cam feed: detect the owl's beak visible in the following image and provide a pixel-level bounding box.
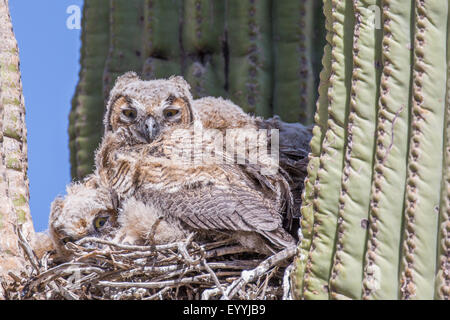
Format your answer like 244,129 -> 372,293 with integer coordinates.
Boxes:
143,116 -> 159,142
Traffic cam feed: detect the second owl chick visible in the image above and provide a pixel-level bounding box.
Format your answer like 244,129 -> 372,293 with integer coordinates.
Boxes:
49,175 -> 185,259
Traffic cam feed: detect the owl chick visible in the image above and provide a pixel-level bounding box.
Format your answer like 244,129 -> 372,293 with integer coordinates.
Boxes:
49,175 -> 119,258
103,72 -> 196,146
96,72 -> 296,254
49,175 -> 186,259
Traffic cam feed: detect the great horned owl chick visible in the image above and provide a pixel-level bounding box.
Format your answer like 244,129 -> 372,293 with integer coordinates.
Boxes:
49,175 -> 185,259
49,175 -> 118,258
103,71 -> 196,146
96,73 -> 296,254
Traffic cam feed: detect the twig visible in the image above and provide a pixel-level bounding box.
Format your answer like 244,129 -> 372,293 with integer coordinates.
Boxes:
202,259 -> 228,300
224,245 -> 297,299
97,273 -> 214,289
282,262 -> 294,300
16,225 -> 40,272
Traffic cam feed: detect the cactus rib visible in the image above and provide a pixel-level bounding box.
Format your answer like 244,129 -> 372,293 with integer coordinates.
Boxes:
272,0 -> 315,124
293,0 -> 332,299
400,0 -> 448,299
329,0 -> 381,300
70,1 -> 110,179
226,0 -> 272,117
141,0 -> 182,80
301,0 -> 354,300
362,0 -> 413,299
183,0 -> 226,98
435,3 -> 450,300
103,0 -> 145,101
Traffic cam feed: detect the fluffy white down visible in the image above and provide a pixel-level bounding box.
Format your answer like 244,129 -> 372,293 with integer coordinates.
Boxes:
114,198 -> 186,245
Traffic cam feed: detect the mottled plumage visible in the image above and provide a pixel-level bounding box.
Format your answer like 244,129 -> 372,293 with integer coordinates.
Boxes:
96,72 -> 297,254
48,175 -> 118,258
195,96 -> 312,230
48,174 -> 185,259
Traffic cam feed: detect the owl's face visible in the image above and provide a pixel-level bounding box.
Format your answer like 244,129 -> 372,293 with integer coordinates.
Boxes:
104,72 -> 195,146
49,180 -> 119,258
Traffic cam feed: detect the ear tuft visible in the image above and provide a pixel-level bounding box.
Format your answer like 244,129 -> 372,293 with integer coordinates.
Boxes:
116,71 -> 139,84
168,75 -> 191,91
49,197 -> 65,221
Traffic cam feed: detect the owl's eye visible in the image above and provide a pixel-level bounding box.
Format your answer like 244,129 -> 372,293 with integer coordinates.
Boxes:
61,237 -> 75,245
122,109 -> 137,120
93,216 -> 109,231
163,108 -> 179,118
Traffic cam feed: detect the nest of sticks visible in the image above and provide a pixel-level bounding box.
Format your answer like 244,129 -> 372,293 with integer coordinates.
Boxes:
2,229 -> 297,300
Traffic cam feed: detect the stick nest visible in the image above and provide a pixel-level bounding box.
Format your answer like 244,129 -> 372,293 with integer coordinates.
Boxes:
2,232 -> 297,300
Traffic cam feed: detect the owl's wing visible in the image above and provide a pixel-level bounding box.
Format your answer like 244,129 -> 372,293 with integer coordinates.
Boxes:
149,183 -> 295,249
150,183 -> 280,233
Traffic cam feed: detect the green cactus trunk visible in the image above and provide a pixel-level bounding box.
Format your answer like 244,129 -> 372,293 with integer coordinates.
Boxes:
272,0 -> 315,123
182,0 -> 226,98
294,0 -> 450,300
141,0 -> 182,80
69,0 -> 326,180
103,0 -> 145,100
226,0 -> 272,117
69,1 -> 110,179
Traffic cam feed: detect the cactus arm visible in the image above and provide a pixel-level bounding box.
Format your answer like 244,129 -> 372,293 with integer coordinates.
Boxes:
102,0 -> 145,100
301,0 -> 354,299
183,0 -> 226,98
362,0 -> 413,300
328,0 -> 382,300
69,1 -> 110,180
293,0 -> 332,299
226,0 -> 272,117
272,0 -> 315,124
400,0 -> 449,299
141,0 -> 182,80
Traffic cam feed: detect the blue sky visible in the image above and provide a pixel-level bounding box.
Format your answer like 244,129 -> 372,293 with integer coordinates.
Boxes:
9,0 -> 83,232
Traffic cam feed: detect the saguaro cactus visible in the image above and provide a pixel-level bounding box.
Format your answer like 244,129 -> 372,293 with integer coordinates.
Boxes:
182,0 -> 226,98
141,0 -> 181,80
293,0 -> 449,300
69,0 -> 326,180
69,1 -> 110,178
0,0 -> 34,295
